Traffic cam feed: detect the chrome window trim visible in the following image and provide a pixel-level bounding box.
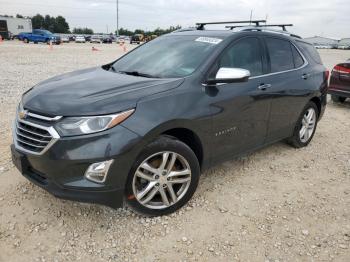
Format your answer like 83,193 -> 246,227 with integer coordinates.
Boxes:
250,41 -> 309,79
202,40 -> 309,86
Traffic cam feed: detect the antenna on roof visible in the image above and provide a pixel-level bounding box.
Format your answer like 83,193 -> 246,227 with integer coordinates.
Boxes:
196,20 -> 266,30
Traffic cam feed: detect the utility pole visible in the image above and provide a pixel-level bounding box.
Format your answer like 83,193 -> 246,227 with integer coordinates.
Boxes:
116,0 -> 119,36
249,10 -> 253,25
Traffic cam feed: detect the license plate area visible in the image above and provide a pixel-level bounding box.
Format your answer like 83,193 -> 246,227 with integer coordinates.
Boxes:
11,146 -> 27,173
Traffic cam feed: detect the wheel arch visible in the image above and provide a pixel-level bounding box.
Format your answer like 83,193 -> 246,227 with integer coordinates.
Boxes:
161,128 -> 204,170
310,96 -> 321,117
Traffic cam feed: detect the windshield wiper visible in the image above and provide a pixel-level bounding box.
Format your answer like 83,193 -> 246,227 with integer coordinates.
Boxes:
118,70 -> 159,78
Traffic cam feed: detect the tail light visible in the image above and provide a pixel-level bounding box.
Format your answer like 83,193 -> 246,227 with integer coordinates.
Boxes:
325,69 -> 330,81
333,65 -> 350,74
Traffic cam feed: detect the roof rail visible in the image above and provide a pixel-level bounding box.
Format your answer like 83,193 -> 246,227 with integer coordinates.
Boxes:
237,26 -> 302,39
196,20 -> 266,30
226,24 -> 293,31
172,28 -> 198,33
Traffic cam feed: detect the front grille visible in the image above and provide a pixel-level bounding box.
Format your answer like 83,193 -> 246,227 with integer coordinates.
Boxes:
14,111 -> 61,155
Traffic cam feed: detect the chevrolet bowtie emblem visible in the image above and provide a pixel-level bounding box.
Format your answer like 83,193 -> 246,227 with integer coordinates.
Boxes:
19,110 -> 28,120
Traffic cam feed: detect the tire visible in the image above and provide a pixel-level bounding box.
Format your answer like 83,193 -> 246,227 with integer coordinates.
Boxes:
287,101 -> 319,148
331,95 -> 346,103
125,136 -> 200,216
23,38 -> 29,43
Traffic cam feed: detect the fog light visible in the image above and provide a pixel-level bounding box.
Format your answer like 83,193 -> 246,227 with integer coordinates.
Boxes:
84,160 -> 114,183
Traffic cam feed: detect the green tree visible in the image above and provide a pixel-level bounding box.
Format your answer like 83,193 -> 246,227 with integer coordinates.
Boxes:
54,16 -> 69,33
31,14 -> 70,33
117,27 -> 133,36
134,29 -> 145,35
31,14 -> 44,29
16,14 -> 24,18
72,27 -> 94,35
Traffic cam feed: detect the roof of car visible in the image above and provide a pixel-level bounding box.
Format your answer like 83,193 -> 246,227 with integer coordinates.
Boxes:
170,21 -> 302,40
170,28 -> 302,42
171,29 -> 236,38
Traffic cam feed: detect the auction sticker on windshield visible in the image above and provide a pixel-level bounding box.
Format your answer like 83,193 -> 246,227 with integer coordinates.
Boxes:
195,37 -> 222,45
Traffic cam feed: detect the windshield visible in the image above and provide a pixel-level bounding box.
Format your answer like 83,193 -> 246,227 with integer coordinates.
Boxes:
111,35 -> 222,78
42,30 -> 53,35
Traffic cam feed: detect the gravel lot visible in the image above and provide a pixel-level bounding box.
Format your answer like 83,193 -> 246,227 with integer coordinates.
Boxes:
0,41 -> 349,262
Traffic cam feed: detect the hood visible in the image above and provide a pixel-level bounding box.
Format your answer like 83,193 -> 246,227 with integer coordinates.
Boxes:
22,67 -> 184,116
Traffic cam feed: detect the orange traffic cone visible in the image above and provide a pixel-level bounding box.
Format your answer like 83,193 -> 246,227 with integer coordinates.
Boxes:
123,44 -> 127,52
49,40 -> 53,50
0,35 -> 3,44
92,46 -> 99,51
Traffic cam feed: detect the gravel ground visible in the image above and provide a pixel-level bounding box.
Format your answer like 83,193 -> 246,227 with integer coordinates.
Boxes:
0,41 -> 349,262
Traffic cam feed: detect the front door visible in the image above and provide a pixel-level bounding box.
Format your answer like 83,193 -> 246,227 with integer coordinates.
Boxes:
208,37 -> 271,163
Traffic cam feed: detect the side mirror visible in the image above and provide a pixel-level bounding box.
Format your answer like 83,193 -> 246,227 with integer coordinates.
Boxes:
207,68 -> 251,85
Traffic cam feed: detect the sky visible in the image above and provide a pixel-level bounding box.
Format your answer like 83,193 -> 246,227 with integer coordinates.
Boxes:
1,0 -> 349,38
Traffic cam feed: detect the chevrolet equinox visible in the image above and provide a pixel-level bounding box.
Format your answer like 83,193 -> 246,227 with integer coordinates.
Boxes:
11,22 -> 328,216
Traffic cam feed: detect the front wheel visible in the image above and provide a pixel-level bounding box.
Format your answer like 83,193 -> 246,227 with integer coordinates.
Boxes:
125,136 -> 200,216
23,38 -> 29,43
331,95 -> 346,103
287,101 -> 318,148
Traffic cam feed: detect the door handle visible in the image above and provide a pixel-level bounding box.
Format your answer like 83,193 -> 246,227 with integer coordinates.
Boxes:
257,84 -> 272,91
302,73 -> 310,80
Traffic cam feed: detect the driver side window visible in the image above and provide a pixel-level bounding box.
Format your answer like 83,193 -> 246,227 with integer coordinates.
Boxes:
218,37 -> 263,77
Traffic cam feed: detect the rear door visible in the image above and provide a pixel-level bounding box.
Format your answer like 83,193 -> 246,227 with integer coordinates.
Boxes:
261,36 -> 315,143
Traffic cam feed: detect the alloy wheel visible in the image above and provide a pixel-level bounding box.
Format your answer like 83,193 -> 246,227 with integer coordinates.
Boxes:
132,151 -> 192,210
299,108 -> 316,143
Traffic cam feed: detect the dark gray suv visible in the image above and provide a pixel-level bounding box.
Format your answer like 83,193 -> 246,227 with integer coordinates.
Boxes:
11,21 -> 328,216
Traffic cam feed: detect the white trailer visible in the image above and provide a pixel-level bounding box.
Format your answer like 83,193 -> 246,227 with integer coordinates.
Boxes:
0,16 -> 32,39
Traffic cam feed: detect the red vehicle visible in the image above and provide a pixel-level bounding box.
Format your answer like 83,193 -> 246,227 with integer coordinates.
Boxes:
328,59 -> 350,103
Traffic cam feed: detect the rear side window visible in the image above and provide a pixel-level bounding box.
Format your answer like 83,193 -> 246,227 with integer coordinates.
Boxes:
291,45 -> 305,68
218,37 -> 263,77
296,41 -> 323,64
266,38 -> 294,73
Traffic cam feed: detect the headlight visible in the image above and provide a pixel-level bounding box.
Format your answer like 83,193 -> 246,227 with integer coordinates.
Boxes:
55,109 -> 134,136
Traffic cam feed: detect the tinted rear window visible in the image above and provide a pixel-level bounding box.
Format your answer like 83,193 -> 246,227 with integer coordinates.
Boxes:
266,38 -> 294,73
296,41 -> 323,64
291,44 -> 305,68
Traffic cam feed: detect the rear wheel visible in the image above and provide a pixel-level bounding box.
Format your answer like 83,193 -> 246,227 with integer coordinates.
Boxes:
287,101 -> 318,148
331,95 -> 346,103
125,136 -> 200,216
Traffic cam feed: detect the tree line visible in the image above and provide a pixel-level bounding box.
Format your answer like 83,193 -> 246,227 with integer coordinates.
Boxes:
2,14 -> 181,36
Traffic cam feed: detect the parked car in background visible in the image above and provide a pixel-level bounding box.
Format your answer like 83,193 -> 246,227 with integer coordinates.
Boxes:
75,36 -> 86,43
69,35 -> 75,42
329,59 -> 350,103
130,34 -> 143,44
85,35 -> 92,42
314,45 -> 331,49
102,36 -> 113,44
18,29 -> 61,44
116,36 -> 126,44
90,35 -> 102,44
338,45 -> 350,50
61,36 -> 69,43
11,22 -> 328,216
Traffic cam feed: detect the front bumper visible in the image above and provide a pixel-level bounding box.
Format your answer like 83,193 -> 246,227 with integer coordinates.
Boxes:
11,125 -> 143,209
